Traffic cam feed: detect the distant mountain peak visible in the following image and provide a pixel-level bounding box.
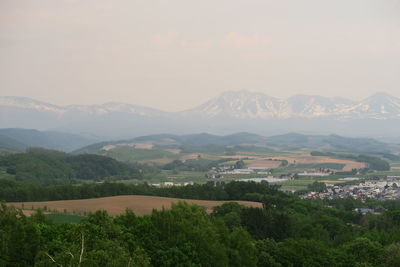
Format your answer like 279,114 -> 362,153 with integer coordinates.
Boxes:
366,91 -> 397,99
182,91 -> 400,120
1,92 -> 400,138
186,90 -> 285,119
354,92 -> 400,119
0,96 -> 65,114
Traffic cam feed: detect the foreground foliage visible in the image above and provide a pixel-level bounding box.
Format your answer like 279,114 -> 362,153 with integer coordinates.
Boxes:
3,181 -> 400,266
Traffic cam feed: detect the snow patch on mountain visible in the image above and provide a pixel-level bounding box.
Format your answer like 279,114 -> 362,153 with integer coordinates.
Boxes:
0,96 -> 65,114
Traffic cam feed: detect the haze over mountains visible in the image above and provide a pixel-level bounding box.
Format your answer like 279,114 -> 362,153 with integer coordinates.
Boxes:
0,128 -> 98,153
1,91 -> 400,139
1,127 -> 397,155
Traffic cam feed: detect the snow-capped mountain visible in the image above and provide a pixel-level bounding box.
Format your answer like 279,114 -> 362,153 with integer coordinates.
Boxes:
184,90 -> 400,120
1,91 -> 400,138
346,92 -> 400,119
286,95 -> 355,118
67,102 -> 167,117
0,96 -> 65,114
182,90 -> 288,119
0,96 -> 167,117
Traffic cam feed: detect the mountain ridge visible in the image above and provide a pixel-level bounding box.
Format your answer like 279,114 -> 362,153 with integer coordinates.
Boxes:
3,91 -> 400,119
1,91 -> 400,138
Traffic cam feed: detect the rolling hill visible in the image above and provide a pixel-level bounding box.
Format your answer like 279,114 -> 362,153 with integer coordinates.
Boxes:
74,132 -> 396,162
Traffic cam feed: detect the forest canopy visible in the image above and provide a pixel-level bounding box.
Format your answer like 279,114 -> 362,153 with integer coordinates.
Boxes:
0,148 -> 144,185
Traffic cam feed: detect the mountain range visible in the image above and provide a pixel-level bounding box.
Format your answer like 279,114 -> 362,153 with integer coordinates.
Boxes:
1,91 -> 400,138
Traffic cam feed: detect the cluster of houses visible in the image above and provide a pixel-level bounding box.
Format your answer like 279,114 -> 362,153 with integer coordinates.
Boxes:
301,176 -> 400,201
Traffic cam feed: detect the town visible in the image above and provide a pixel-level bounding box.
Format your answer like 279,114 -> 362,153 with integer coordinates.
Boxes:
301,176 -> 400,201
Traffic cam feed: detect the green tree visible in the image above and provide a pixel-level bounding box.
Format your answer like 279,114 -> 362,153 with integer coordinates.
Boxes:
341,237 -> 385,266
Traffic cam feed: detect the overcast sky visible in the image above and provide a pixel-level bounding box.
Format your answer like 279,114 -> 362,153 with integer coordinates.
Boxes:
1,0 -> 399,111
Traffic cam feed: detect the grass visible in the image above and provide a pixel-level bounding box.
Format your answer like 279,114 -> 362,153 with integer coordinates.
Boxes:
274,175 -> 357,191
291,163 -> 346,170
0,167 -> 15,180
274,168 -> 400,191
116,171 -> 208,184
104,148 -> 178,163
391,162 -> 400,168
165,171 -> 207,182
365,170 -> 400,177
275,179 -> 315,191
45,214 -> 85,224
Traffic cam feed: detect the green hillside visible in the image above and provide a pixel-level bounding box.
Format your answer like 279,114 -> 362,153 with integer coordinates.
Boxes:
0,147 -> 143,185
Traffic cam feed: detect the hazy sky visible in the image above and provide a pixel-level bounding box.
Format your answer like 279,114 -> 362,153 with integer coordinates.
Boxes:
1,0 -> 400,111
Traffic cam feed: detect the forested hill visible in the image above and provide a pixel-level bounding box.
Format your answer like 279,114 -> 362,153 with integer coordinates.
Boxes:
0,148 -> 143,185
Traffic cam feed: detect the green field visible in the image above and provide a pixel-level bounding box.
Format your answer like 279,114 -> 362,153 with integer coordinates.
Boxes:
46,214 -> 85,224
115,171 -> 209,184
390,162 -> 400,168
291,163 -> 346,170
103,148 -> 178,162
275,179 -> 315,191
0,167 -> 15,180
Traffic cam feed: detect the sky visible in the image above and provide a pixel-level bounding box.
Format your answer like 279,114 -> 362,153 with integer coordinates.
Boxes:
1,0 -> 400,111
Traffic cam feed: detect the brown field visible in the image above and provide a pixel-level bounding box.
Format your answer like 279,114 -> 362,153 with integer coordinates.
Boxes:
164,149 -> 181,154
247,159 -> 282,168
220,154 -> 365,171
270,156 -> 366,171
132,143 -> 154,149
8,195 -> 262,216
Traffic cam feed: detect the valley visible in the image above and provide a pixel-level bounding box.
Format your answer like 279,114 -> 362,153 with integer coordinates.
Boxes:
1,129 -> 399,192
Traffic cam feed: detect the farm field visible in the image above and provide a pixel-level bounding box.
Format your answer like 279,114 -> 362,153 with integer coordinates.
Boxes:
247,159 -> 282,168
275,179 -> 315,191
179,153 -> 221,161
390,162 -> 400,168
276,178 -> 347,191
102,148 -> 180,163
8,195 -> 262,216
270,155 -> 366,171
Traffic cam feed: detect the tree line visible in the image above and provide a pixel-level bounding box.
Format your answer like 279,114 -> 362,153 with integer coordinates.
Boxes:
0,180 -> 279,202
